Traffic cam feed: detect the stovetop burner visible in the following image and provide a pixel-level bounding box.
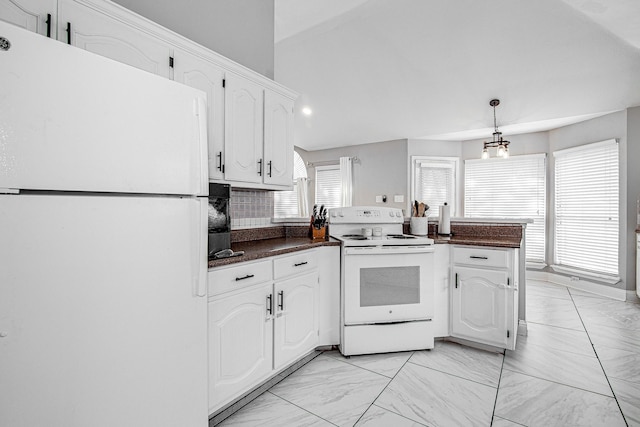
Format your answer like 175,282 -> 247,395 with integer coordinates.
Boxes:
387,234 -> 417,239
342,235 -> 369,240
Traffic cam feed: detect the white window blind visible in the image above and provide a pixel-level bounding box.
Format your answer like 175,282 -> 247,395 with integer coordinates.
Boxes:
274,152 -> 308,218
413,157 -> 457,217
315,165 -> 341,209
553,139 -> 619,278
465,154 -> 546,263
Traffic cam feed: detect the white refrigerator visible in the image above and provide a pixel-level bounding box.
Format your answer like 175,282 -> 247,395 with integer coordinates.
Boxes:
0,22 -> 209,426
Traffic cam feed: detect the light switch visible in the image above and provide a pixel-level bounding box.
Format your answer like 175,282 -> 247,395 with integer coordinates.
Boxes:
375,195 -> 383,203
394,195 -> 404,203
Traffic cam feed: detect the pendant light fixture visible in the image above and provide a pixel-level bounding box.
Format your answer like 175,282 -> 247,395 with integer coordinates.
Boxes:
481,99 -> 510,159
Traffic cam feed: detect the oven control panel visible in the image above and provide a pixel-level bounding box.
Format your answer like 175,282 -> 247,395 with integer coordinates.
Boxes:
329,206 -> 404,223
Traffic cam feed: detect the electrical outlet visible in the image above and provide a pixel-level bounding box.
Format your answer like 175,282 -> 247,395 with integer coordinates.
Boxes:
375,195 -> 383,203
394,195 -> 404,203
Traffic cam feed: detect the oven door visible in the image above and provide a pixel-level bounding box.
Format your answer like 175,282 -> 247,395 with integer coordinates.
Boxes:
343,245 -> 434,325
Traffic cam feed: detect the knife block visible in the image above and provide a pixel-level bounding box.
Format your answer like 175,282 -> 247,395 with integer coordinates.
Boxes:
312,226 -> 326,240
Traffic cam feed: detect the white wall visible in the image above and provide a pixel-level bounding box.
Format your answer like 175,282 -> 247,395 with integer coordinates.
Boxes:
627,106 -> 640,293
301,139 -> 408,212
112,0 -> 275,78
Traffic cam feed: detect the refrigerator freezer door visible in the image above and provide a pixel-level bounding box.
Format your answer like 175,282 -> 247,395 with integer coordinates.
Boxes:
0,194 -> 208,426
0,21 -> 208,196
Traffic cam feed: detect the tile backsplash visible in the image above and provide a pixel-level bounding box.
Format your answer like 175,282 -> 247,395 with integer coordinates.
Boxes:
229,189 -> 273,229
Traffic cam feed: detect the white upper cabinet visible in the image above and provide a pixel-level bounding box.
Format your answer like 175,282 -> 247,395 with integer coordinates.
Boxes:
224,72 -> 264,184
0,0 -> 56,36
264,90 -> 294,187
173,49 -> 226,181
58,0 -> 172,78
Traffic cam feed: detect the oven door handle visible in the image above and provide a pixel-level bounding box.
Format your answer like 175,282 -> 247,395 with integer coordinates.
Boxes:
344,246 -> 434,255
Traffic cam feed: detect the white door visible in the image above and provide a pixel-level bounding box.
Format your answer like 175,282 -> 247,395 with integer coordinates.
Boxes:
451,266 -> 511,348
0,194 -> 208,427
209,283 -> 274,412
274,272 -> 319,370
224,72 -> 264,183
264,90 -> 294,187
174,48 -> 226,181
0,0 -> 55,36
57,0 -> 172,77
0,22 -> 208,196
343,246 -> 435,324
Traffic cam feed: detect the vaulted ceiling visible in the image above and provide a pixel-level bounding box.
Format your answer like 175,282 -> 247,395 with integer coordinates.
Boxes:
274,0 -> 640,151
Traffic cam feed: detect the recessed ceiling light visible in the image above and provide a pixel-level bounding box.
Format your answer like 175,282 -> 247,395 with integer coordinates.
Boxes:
302,107 -> 313,116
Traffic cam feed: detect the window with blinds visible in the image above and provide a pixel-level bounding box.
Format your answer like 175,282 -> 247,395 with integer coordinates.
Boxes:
315,165 -> 342,209
465,154 -> 546,263
411,157 -> 458,217
553,139 -> 619,279
274,152 -> 308,218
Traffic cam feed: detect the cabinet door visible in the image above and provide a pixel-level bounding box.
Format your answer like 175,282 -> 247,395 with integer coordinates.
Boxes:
274,271 -> 319,370
224,72 -> 264,183
0,0 -> 55,36
58,0 -> 171,78
209,283 -> 273,412
451,266 -> 511,348
173,49 -> 226,180
263,90 -> 294,187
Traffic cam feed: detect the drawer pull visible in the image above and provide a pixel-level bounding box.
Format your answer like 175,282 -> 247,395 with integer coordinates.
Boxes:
235,274 -> 255,281
469,256 -> 488,260
266,294 -> 273,315
294,261 -> 308,267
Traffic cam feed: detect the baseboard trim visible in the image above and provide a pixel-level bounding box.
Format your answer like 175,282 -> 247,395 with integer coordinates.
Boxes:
528,271 -> 626,301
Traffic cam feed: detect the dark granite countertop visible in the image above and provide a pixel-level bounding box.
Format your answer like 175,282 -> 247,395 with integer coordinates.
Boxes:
431,234 -> 522,248
208,237 -> 340,268
208,222 -> 524,269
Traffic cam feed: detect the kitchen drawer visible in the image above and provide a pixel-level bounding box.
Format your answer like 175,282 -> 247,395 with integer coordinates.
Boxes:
273,249 -> 318,279
208,259 -> 272,296
452,246 -> 509,269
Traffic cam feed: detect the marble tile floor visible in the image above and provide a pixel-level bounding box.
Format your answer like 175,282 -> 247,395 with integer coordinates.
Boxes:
218,280 -> 640,426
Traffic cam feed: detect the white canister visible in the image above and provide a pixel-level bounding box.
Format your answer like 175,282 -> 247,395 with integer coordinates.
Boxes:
410,217 -> 428,236
361,227 -> 372,237
372,227 -> 382,237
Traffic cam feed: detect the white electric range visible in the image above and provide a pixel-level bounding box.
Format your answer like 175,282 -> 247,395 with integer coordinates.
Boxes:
329,206 -> 435,356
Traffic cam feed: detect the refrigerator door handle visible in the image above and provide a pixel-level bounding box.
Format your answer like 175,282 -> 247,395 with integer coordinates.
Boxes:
193,198 -> 207,297
195,96 -> 209,196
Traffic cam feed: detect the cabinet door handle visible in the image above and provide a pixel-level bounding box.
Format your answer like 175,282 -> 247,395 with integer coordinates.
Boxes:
268,160 -> 272,177
216,151 -> 224,172
455,273 -> 458,289
235,274 -> 254,281
469,256 -> 488,260
66,22 -> 71,45
294,261 -> 308,267
277,290 -> 284,310
266,294 -> 273,315
46,14 -> 52,38
258,159 -> 263,176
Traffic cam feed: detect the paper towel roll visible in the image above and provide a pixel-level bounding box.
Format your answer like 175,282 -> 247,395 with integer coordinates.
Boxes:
439,203 -> 451,235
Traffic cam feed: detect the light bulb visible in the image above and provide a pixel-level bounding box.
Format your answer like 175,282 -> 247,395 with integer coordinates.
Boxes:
481,147 -> 489,159
497,143 -> 505,157
503,145 -> 510,159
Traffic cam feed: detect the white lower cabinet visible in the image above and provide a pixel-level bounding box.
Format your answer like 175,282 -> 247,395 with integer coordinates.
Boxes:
208,249 -> 321,414
273,271 -> 318,370
450,246 -> 519,350
208,282 -> 273,412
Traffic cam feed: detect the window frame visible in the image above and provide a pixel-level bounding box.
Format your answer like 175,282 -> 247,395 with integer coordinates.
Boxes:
551,139 -> 620,283
410,156 -> 460,217
464,153 -> 547,264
